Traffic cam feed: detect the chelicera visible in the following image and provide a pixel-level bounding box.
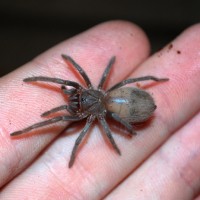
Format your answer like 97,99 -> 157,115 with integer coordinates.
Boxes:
11,55 -> 168,168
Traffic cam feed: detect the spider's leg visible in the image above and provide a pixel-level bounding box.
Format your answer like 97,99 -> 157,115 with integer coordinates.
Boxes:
10,115 -> 83,136
98,116 -> 121,155
62,54 -> 93,89
41,105 -> 69,117
98,56 -> 115,89
107,76 -> 169,92
24,76 -> 82,89
68,115 -> 95,168
109,112 -> 136,135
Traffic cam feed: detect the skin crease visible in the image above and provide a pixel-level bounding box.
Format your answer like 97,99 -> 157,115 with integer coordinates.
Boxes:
0,20 -> 199,199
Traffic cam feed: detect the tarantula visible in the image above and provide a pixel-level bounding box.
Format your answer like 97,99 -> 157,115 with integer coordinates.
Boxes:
11,55 -> 168,168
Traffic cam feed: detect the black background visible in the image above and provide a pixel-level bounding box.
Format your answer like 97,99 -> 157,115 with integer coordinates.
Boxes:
0,0 -> 199,77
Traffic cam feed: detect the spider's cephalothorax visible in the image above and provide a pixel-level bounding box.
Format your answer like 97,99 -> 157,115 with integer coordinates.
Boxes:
78,89 -> 106,116
10,54 -> 169,168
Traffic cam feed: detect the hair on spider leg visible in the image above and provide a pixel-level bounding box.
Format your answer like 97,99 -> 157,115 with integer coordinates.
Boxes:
11,54 -> 169,168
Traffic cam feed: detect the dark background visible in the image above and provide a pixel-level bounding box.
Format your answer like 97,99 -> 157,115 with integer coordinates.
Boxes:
0,0 -> 199,77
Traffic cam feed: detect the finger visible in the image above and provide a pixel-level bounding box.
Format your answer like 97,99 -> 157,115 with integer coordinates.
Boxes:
0,20 -> 150,188
105,24 -> 200,199
1,24 -> 200,199
105,112 -> 200,200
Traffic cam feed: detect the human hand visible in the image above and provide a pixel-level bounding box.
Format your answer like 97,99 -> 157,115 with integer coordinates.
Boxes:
0,21 -> 199,200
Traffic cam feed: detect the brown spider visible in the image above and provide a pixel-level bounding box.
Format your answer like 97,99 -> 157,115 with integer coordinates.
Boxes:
10,55 -> 168,168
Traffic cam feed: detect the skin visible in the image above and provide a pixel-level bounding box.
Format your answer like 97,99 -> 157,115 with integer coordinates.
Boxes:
0,20 -> 200,199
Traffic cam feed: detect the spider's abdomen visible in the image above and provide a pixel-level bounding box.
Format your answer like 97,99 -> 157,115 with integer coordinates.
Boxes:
105,87 -> 156,123
80,89 -> 106,115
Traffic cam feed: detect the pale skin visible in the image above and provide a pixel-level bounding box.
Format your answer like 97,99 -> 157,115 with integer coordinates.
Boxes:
0,21 -> 200,199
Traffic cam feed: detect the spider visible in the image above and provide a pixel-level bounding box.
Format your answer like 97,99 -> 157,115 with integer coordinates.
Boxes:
10,55 -> 169,168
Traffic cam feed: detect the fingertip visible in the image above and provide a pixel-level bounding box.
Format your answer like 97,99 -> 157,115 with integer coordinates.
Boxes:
94,20 -> 151,61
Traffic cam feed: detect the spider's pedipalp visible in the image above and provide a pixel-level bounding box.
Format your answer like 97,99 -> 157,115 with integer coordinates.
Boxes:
61,86 -> 76,95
